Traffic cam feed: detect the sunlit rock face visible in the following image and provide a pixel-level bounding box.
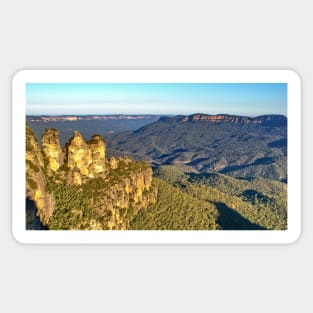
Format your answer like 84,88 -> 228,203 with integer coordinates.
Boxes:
108,157 -> 118,169
66,131 -> 106,179
26,125 -> 55,225
42,128 -> 64,172
181,113 -> 287,126
87,135 -> 106,176
66,131 -> 93,177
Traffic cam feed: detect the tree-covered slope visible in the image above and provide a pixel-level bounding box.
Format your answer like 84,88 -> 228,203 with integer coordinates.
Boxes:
151,165 -> 287,230
130,178 -> 219,230
108,114 -> 287,181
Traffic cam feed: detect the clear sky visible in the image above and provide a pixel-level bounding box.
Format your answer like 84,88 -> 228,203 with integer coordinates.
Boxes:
26,83 -> 287,116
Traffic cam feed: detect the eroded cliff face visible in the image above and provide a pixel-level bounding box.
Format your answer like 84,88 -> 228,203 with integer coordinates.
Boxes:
67,130 -> 93,177
65,131 -> 106,181
42,128 -> 64,172
83,163 -> 156,230
87,135 -> 106,176
26,126 -> 156,230
26,125 -> 55,225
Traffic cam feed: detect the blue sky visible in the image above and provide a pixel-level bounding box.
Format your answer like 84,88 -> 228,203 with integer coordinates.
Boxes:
26,83 -> 287,116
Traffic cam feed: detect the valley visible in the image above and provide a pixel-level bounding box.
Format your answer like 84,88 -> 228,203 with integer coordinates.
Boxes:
26,113 -> 287,230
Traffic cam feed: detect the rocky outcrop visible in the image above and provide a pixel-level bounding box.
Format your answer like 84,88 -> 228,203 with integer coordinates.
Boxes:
66,130 -> 93,177
108,157 -> 118,169
88,165 -> 156,230
65,131 -> 106,181
87,135 -> 106,176
26,126 -> 156,230
26,125 -> 55,225
42,128 -> 64,172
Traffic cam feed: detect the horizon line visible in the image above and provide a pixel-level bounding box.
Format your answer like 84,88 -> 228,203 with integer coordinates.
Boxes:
26,112 -> 288,118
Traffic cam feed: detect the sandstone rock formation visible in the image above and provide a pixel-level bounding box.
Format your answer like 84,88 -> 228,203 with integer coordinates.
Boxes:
87,165 -> 156,230
25,126 -> 156,230
108,157 -> 118,169
66,130 -> 93,177
65,131 -> 107,181
42,128 -> 64,172
87,135 -> 106,176
26,125 -> 55,224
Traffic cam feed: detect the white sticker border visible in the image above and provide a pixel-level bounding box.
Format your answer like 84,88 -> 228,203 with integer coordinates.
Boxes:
12,70 -> 301,244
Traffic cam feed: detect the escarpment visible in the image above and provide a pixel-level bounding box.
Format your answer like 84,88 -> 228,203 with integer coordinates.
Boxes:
26,125 -> 55,225
181,113 -> 287,126
26,125 -> 157,230
42,128 -> 64,172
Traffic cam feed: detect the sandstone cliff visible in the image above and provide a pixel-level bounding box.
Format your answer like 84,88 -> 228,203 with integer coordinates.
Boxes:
26,126 -> 156,230
82,161 -> 156,230
181,113 -> 286,125
87,135 -> 106,176
26,125 -> 55,225
42,128 -> 64,172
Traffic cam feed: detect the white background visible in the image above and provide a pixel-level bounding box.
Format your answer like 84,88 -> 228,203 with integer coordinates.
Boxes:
0,1 -> 311,312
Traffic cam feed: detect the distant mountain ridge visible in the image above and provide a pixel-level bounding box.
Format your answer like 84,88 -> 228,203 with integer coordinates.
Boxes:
108,113 -> 287,182
159,113 -> 287,126
27,115 -> 162,147
27,114 -> 162,123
